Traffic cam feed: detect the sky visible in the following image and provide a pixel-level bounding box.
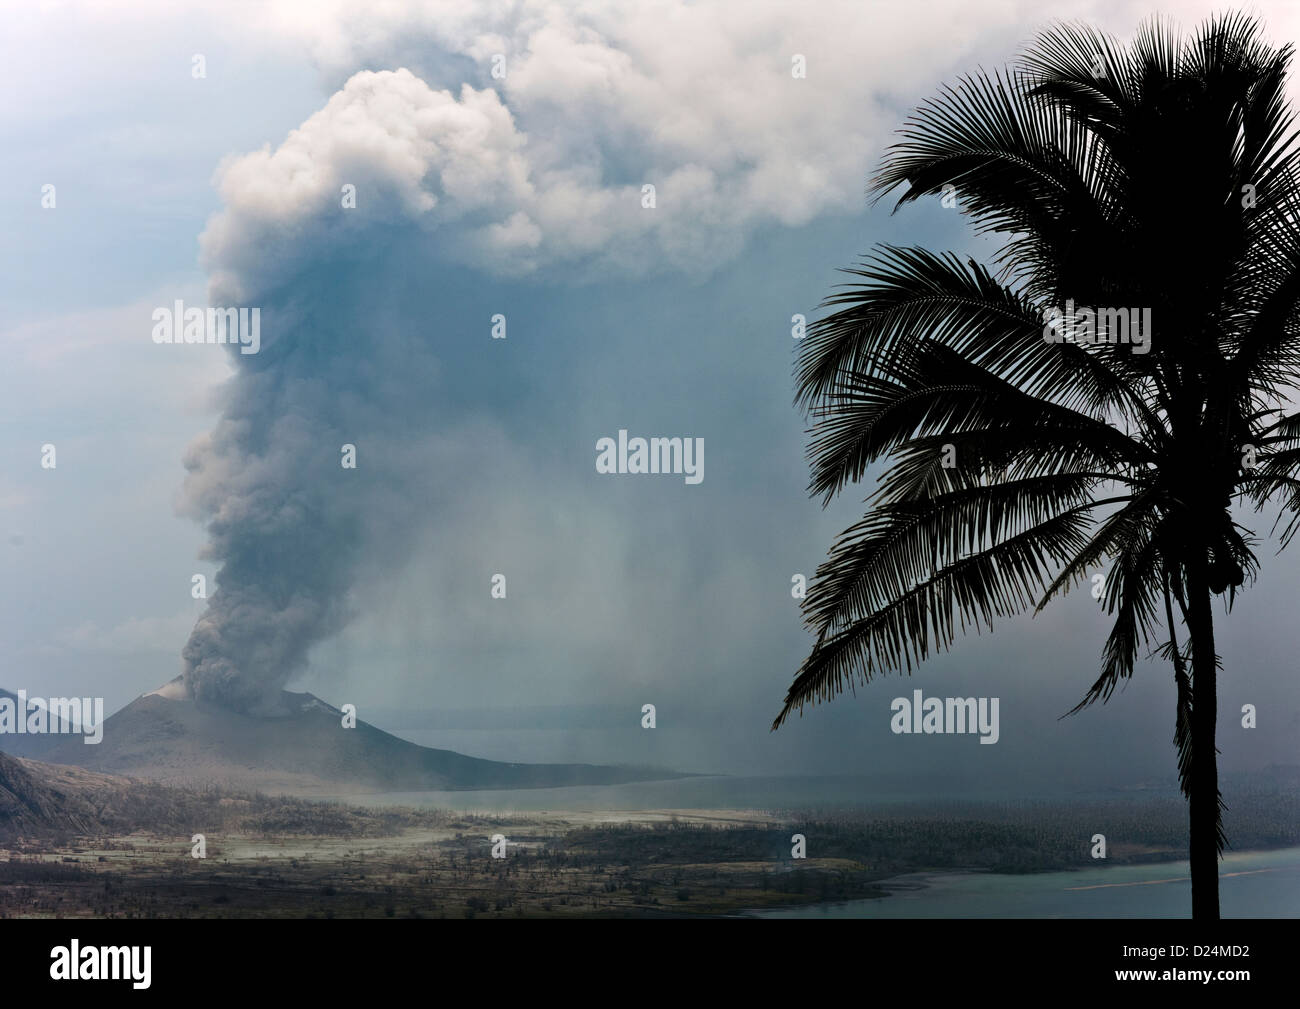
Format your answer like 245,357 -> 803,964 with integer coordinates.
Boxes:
2,0 -> 1298,790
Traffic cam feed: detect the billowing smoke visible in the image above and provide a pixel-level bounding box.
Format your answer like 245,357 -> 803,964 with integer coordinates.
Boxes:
179,70 -> 528,711
176,1 -> 911,711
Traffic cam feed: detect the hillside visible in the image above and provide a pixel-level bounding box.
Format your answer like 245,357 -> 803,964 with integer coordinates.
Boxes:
17,679 -> 681,794
0,750 -> 131,837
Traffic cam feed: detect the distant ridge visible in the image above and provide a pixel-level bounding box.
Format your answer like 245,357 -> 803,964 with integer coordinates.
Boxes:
0,688 -> 73,759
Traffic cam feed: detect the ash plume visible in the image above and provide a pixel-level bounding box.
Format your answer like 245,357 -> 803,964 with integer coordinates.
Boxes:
176,3 -> 879,710
177,70 -> 502,712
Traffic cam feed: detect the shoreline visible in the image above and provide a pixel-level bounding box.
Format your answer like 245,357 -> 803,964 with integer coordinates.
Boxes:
740,844 -> 1300,918
5,786 -> 1297,917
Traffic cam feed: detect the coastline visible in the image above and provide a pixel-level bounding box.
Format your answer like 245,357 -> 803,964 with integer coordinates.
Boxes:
742,845 -> 1300,918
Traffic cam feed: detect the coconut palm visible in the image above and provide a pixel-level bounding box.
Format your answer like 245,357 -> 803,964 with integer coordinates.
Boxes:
774,13 -> 1300,919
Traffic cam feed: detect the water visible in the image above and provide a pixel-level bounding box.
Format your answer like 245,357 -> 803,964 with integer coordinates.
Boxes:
316,774 -> 1027,811
310,774 -> 1298,916
752,846 -> 1300,918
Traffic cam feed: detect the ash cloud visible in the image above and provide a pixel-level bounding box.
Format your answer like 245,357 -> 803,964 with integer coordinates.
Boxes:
172,2 -> 1040,712
175,29 -> 890,712
179,70 -> 513,711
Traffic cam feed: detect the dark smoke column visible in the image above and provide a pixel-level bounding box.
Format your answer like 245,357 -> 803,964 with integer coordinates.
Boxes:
174,68 -> 561,712
178,344 -> 368,714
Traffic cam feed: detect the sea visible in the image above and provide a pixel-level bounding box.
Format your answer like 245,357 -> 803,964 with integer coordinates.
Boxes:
315,773 -> 1299,918
750,846 -> 1300,918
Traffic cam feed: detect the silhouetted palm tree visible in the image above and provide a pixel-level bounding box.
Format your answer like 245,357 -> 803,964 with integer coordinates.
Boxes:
775,13 -> 1300,920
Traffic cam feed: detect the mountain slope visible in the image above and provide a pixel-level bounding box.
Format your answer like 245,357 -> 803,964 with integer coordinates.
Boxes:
0,688 -> 72,759
30,680 -> 682,793
0,750 -> 131,837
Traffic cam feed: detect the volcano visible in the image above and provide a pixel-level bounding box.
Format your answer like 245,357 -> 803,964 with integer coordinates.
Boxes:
3,679 -> 683,794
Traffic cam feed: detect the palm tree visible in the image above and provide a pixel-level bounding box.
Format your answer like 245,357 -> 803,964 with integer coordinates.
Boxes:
774,13 -> 1300,920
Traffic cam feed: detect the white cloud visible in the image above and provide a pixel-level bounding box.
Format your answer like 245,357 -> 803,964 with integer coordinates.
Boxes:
23,0 -> 1280,295
199,71 -> 532,298
189,0 -> 1109,291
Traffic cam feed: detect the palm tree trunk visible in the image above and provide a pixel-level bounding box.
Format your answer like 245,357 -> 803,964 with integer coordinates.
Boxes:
1185,558 -> 1221,920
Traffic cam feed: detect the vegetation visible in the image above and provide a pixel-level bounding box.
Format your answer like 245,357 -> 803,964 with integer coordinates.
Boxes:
3,791 -> 1296,918
779,13 -> 1300,919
